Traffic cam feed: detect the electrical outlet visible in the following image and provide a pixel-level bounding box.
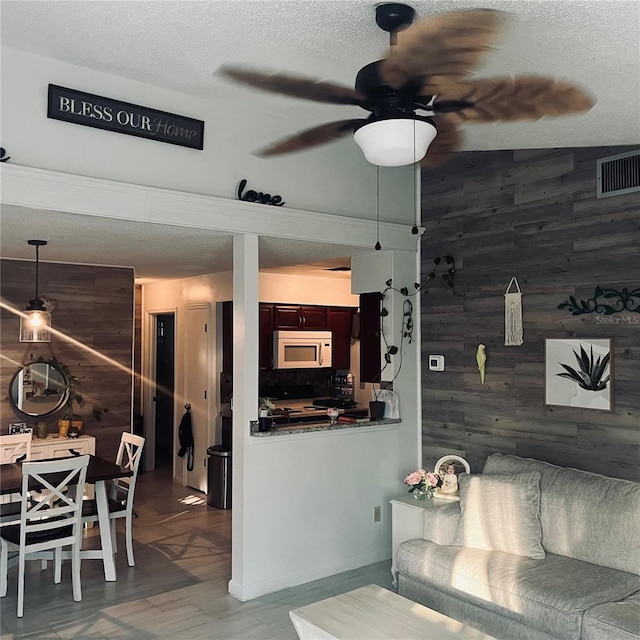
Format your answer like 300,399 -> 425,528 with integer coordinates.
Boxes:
373,506 -> 381,523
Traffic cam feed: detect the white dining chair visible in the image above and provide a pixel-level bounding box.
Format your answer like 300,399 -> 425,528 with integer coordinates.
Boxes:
81,432 -> 145,566
0,433 -> 33,525
0,454 -> 90,617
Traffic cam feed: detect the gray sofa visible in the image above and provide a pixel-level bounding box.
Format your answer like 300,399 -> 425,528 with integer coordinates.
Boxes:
396,453 -> 640,640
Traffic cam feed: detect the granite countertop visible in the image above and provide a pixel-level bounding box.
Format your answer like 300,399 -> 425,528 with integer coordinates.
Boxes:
250,396 -> 401,437
270,398 -> 349,420
251,416 -> 400,437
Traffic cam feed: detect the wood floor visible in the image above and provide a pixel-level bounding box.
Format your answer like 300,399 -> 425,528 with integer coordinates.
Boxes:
0,467 -> 394,639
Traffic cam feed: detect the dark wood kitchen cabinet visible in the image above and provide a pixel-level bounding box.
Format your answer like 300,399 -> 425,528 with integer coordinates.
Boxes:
273,305 -> 327,330
326,306 -> 354,370
259,303 -> 274,371
359,292 -> 382,383
259,303 -> 357,371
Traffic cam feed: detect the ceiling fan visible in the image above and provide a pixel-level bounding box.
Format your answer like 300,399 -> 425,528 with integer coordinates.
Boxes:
219,3 -> 595,168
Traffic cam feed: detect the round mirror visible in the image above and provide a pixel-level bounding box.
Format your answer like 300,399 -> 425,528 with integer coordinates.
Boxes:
9,362 -> 70,420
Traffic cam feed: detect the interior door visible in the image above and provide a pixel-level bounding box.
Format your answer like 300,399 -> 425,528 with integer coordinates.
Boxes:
185,305 -> 210,492
154,313 -> 175,469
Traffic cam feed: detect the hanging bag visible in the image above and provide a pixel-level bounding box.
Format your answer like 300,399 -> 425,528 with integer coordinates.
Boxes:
177,407 -> 194,471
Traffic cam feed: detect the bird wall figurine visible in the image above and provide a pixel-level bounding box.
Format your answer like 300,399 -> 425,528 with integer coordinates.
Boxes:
476,344 -> 487,384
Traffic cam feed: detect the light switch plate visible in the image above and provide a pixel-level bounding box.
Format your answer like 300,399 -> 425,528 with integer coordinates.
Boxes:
428,355 -> 445,371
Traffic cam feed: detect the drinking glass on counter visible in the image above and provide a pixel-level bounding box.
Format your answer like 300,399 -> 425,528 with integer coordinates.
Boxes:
327,407 -> 340,426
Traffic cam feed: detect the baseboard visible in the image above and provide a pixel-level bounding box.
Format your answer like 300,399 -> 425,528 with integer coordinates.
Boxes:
228,548 -> 390,602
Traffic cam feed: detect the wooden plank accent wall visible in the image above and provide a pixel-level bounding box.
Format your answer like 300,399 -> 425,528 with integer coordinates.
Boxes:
133,284 -> 142,417
1,259 -> 134,461
420,145 -> 639,482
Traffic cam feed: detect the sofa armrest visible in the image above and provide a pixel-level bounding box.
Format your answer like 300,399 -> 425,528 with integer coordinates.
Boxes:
423,501 -> 461,545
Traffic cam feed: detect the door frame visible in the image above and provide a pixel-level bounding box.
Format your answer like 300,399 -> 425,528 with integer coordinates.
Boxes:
183,303 -> 212,491
143,307 -> 178,474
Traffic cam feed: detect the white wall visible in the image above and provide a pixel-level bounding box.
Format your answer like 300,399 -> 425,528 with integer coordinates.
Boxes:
233,424 -> 401,600
260,273 -> 358,307
1,47 -> 414,222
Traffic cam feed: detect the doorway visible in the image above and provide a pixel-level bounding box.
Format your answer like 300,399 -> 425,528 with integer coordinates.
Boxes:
154,313 -> 175,469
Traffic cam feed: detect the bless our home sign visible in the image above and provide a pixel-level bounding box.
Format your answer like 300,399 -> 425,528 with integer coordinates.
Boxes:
47,85 -> 204,150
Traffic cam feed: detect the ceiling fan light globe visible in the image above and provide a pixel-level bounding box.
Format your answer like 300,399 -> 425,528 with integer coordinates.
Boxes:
353,119 -> 437,167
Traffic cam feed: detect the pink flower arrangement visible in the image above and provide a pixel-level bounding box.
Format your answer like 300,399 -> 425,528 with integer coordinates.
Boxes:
404,468 -> 441,499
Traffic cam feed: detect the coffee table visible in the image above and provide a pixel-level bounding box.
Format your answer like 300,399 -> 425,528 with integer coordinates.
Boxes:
289,584 -> 496,640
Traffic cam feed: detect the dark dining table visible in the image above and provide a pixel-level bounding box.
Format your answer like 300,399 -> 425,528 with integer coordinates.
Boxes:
0,454 -> 132,581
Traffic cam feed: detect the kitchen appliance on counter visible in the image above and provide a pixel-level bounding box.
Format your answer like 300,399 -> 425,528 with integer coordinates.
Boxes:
332,372 -> 354,402
273,330 -> 332,369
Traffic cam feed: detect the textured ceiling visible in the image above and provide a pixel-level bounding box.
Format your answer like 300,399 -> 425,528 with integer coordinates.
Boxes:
0,205 -> 363,282
3,0 -> 638,151
1,0 -> 638,280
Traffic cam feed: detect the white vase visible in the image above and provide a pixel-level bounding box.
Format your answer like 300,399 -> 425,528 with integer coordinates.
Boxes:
570,386 -> 609,410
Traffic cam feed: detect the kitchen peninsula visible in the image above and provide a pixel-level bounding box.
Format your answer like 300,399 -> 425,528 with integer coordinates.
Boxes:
251,415 -> 400,437
250,369 -> 400,439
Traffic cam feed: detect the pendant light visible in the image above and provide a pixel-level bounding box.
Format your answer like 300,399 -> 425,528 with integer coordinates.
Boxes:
19,239 -> 51,343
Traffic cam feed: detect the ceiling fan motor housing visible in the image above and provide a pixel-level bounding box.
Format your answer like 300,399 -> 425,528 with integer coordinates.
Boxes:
356,61 -> 432,120
356,61 -> 411,112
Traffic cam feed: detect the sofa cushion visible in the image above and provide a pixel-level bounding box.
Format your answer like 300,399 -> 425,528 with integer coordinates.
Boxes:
583,591 -> 640,640
483,453 -> 640,575
423,500 -> 461,546
453,471 -> 545,560
397,539 -> 640,640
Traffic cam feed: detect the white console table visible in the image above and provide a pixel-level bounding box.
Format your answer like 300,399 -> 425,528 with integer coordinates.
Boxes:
29,434 -> 95,459
390,494 -> 452,585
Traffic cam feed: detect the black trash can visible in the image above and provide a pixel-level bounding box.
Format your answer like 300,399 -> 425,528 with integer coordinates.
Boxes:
207,445 -> 231,509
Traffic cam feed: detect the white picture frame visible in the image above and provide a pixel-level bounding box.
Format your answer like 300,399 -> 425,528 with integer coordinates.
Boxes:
433,455 -> 470,501
545,338 -> 613,411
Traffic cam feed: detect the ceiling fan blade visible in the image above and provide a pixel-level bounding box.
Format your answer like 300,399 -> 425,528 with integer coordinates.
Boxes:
219,65 -> 365,106
256,119 -> 366,157
380,9 -> 506,90
420,115 -> 463,168
432,75 -> 595,123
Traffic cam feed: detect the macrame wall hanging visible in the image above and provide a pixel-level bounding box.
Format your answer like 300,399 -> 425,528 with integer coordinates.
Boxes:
504,277 -> 524,346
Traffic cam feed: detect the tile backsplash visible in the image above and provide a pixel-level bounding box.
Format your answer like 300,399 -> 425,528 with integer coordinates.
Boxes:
259,369 -> 333,397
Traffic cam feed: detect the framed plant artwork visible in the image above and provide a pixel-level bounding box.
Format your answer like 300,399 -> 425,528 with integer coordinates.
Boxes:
545,338 -> 613,411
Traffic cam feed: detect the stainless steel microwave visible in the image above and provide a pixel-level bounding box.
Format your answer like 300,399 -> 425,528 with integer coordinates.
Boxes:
273,330 -> 332,369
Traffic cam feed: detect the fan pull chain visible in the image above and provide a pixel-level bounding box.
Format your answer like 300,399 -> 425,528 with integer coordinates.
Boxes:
375,165 -> 381,250
411,118 -> 420,235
